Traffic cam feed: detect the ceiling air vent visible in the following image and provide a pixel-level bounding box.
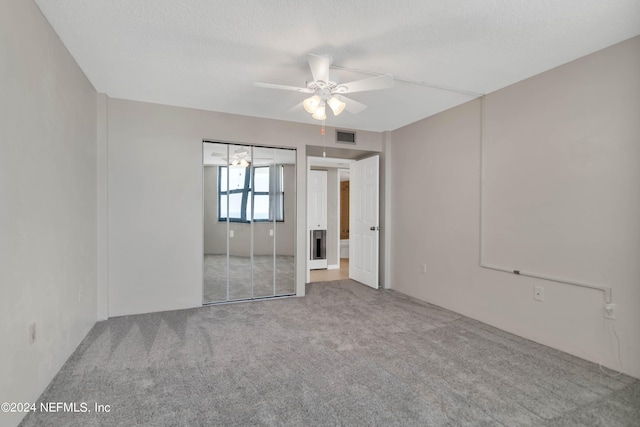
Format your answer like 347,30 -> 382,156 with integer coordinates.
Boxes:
336,130 -> 356,144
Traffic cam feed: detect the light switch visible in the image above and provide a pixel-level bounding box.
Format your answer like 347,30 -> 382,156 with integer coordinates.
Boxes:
230,230 -> 234,238
269,229 -> 273,236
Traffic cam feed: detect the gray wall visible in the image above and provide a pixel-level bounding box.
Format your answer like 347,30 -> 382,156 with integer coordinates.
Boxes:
204,164 -> 296,256
0,1 -> 98,425
390,36 -> 640,378
105,97 -> 384,316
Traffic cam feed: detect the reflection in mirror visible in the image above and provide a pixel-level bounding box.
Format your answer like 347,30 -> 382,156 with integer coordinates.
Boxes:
276,150 -> 296,295
203,141 -> 296,304
203,143 -> 229,303
226,144 -> 253,300
252,147 -> 275,298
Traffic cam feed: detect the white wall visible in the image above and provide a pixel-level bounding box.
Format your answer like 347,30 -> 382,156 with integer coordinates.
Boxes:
390,36 -> 640,378
105,98 -> 383,316
97,93 -> 109,320
0,1 -> 98,425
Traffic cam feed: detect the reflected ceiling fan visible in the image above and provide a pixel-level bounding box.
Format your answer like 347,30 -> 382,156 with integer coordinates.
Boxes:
254,54 -> 394,120
228,148 -> 249,167
209,147 -> 274,167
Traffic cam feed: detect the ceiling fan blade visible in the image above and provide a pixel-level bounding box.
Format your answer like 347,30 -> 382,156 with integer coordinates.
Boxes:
339,95 -> 367,114
254,82 -> 313,93
307,54 -> 332,83
336,74 -> 394,94
288,102 -> 304,113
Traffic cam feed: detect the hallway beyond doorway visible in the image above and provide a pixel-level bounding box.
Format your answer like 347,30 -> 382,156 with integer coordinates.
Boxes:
310,258 -> 349,282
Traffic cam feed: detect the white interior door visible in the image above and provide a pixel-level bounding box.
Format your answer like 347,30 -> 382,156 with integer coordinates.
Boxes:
308,170 -> 327,269
349,155 -> 379,288
308,170 -> 327,230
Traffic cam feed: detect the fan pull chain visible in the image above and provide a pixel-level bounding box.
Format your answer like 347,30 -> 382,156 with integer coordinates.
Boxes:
322,120 -> 326,157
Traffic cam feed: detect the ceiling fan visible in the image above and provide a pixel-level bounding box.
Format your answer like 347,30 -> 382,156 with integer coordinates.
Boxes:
209,147 -> 276,167
228,148 -> 249,167
254,54 -> 394,120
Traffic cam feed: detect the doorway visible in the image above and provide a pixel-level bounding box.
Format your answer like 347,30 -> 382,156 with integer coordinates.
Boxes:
306,149 -> 380,288
309,165 -> 350,282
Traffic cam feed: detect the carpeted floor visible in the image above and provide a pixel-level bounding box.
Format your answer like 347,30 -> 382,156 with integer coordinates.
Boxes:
203,255 -> 294,303
20,280 -> 639,426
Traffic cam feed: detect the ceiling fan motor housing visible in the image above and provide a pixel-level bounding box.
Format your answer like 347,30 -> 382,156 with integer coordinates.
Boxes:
317,87 -> 332,100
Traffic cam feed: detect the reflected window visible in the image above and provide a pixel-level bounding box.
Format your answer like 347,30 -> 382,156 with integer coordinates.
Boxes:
219,165 -> 284,222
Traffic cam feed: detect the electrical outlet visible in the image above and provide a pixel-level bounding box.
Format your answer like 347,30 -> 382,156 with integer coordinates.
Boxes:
534,286 -> 544,302
28,323 -> 36,344
604,303 -> 616,320
421,263 -> 427,274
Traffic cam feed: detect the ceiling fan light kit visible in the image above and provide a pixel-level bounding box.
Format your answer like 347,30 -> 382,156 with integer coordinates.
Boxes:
303,95 -> 321,114
255,53 -> 394,122
303,92 -> 346,118
235,159 -> 249,167
228,148 -> 250,167
327,96 -> 346,116
311,102 -> 327,120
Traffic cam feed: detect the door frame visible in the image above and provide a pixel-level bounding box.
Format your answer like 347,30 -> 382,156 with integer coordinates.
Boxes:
336,168 -> 350,269
202,141 -> 298,304
306,151 -> 382,286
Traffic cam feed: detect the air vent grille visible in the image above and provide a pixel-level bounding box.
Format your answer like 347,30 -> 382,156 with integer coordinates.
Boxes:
336,130 -> 356,144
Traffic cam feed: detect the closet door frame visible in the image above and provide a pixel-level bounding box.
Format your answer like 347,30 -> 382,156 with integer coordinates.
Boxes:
202,140 -> 296,304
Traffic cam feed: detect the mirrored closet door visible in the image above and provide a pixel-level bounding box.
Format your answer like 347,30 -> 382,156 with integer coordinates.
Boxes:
203,141 -> 296,303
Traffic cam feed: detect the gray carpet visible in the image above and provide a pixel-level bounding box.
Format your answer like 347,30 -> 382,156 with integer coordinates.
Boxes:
203,255 -> 294,303
20,280 -> 639,426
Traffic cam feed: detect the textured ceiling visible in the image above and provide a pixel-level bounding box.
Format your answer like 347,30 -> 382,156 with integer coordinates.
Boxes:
35,0 -> 640,132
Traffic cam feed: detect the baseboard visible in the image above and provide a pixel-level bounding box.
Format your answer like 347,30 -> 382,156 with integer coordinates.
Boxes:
327,264 -> 339,270
309,259 -> 327,270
